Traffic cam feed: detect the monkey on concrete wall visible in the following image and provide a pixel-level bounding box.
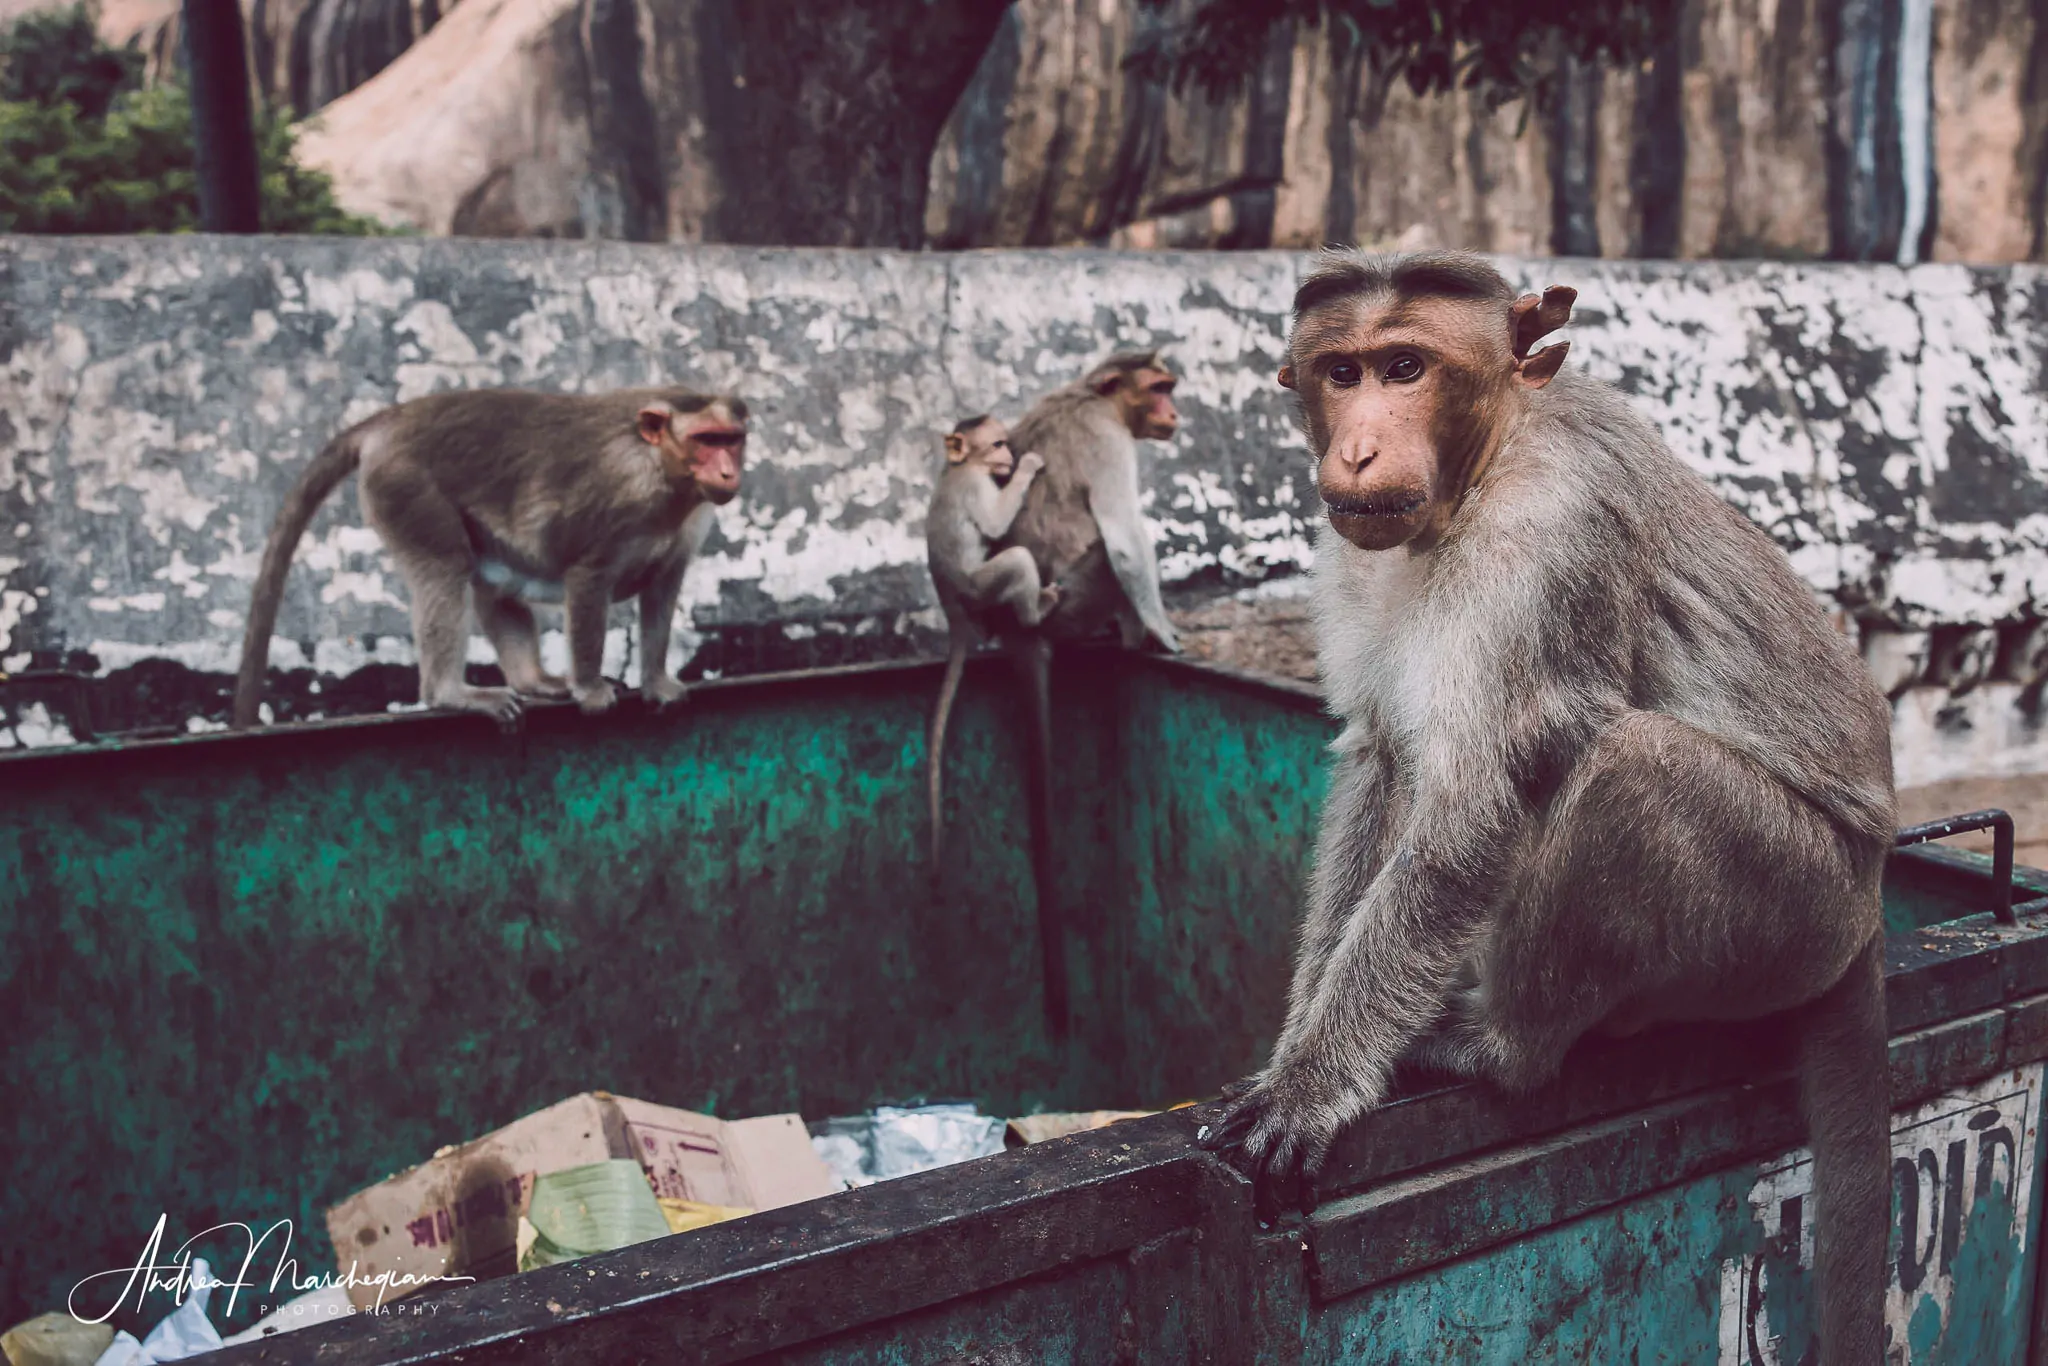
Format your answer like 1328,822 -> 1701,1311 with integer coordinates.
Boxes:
1198,251 -> 1893,1364
925,414 -> 1059,870
232,388 -> 746,730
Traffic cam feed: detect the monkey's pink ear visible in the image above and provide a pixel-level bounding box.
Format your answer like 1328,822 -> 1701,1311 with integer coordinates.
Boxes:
1510,285 -> 1576,360
942,432 -> 969,465
1515,342 -> 1570,389
637,406 -> 670,444
1088,367 -> 1124,397
1276,365 -> 1296,390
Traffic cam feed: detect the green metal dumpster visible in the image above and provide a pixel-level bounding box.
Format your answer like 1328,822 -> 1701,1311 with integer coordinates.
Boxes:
4,649 -> 2045,1363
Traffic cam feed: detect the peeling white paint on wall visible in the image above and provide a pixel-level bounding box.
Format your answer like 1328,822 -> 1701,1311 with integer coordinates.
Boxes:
1891,684 -> 2048,788
2,240 -> 2046,774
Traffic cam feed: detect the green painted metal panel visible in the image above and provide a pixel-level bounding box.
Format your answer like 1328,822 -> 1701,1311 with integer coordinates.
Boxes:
0,655 -> 1315,1331
1304,1064 -> 2047,1364
6,650 -> 2044,1358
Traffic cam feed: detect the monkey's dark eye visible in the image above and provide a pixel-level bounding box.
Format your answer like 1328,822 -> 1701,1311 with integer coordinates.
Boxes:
1384,353 -> 1424,383
1328,362 -> 1364,387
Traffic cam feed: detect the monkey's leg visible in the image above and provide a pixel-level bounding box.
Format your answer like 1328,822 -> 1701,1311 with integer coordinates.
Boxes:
359,460 -> 524,727
391,552 -> 524,728
1437,712 -> 1883,1091
474,586 -> 569,698
561,568 -> 619,715
636,558 -> 689,708
969,548 -> 1056,628
1445,712 -> 1887,1365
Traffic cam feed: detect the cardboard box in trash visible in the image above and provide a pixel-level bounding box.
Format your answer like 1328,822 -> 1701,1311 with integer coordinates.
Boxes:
324,1091 -> 835,1308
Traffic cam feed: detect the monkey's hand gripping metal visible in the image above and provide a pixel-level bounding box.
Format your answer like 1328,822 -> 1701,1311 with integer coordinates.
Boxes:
1194,1068 -> 1347,1225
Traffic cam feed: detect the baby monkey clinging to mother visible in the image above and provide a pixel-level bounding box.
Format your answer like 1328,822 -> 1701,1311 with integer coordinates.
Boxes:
924,414 -> 1058,866
1201,250 -> 1893,1365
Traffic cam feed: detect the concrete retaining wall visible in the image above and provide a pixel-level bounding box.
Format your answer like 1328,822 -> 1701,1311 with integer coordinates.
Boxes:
2,238 -> 2045,783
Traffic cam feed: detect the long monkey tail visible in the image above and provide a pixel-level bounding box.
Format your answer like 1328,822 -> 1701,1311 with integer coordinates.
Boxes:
927,634 -> 970,875
230,428 -> 367,728
1009,633 -> 1068,1041
1797,931 -> 1888,1365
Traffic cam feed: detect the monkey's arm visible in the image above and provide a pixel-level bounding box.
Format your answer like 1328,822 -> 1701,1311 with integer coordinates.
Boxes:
1085,470 -> 1180,653
1201,752 -> 1533,1202
1267,742 -> 1400,1061
977,458 -> 1043,539
1202,612 -> 1604,1203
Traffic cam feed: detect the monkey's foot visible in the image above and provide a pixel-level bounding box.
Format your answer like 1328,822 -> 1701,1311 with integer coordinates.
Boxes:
642,675 -> 689,709
1195,1068 -> 1353,1224
437,685 -> 525,732
513,673 -> 572,699
572,680 -> 619,715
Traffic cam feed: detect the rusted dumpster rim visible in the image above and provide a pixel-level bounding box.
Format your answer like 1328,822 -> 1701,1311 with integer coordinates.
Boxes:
213,883 -> 2048,1366
0,648 -> 1327,775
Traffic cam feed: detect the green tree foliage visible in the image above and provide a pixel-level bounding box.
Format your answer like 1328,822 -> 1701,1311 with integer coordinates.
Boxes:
1130,0 -> 1677,111
0,5 -> 385,234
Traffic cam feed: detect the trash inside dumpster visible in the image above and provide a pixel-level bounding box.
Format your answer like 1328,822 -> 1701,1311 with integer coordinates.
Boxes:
320,1091 -> 836,1306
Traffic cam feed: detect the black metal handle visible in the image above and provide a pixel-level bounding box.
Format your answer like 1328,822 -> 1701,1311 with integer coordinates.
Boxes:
1895,809 -> 2016,925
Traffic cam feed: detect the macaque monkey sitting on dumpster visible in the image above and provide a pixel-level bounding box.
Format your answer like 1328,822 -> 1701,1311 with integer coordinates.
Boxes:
1197,250 -> 1893,1366
232,387 -> 747,731
925,415 -> 1060,867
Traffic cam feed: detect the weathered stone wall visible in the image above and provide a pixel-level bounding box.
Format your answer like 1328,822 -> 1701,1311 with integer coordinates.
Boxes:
2,238 -> 2045,785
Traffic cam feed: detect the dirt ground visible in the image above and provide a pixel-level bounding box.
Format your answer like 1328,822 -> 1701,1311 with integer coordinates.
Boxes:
1897,774 -> 2048,869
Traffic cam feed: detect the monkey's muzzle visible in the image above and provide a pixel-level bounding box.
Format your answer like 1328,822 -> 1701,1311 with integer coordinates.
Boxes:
1319,488 -> 1426,519
1319,486 -> 1430,551
691,428 -> 746,499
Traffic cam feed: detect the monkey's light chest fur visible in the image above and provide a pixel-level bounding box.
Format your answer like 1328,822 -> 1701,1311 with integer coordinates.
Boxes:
1312,372 -> 1893,853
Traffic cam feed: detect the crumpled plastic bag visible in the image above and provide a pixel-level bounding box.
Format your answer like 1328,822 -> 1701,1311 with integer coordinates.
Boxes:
654,1199 -> 752,1235
809,1103 -> 1006,1188
1,1313 -> 114,1366
90,1259 -> 224,1366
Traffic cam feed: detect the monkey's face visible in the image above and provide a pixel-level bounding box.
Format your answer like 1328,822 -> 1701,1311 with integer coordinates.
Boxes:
642,399 -> 747,504
974,420 -> 1017,479
944,419 -> 1018,480
1282,298 -> 1507,552
1119,368 -> 1180,441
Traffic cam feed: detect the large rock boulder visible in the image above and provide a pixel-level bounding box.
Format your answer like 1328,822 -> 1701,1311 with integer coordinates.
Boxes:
294,0 -> 589,236
286,0 -> 2044,261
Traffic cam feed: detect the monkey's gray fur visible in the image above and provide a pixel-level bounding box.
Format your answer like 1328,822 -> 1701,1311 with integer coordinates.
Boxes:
232,387 -> 744,730
1202,250 -> 1892,1365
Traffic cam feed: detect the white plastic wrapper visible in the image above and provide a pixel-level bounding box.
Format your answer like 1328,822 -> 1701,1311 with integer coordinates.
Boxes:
92,1258 -> 225,1365
809,1103 -> 1006,1189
